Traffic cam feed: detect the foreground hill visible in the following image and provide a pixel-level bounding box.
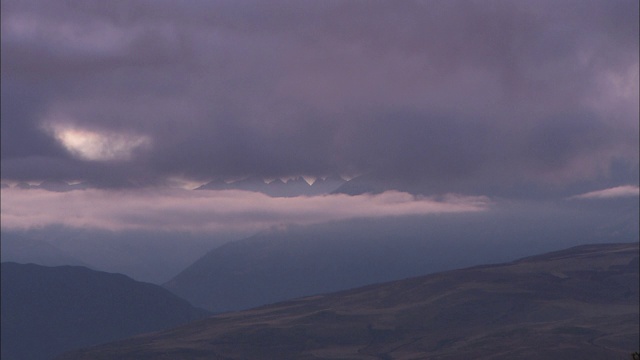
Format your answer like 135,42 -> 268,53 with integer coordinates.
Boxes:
1,263 -> 210,360
58,242 -> 639,360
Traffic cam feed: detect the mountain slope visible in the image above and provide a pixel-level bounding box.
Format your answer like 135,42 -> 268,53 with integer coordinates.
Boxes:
1,263 -> 210,360
164,198 -> 639,313
57,242 -> 639,360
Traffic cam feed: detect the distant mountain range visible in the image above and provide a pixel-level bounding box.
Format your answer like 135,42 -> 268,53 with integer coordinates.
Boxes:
164,197 -> 639,313
195,175 -> 345,197
331,172 -> 640,199
56,242 -> 640,360
1,263 -> 210,360
3,176 -> 347,197
4,172 -> 637,200
12,180 -> 90,192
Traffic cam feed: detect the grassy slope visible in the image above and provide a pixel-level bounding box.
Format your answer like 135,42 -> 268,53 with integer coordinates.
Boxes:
57,242 -> 639,360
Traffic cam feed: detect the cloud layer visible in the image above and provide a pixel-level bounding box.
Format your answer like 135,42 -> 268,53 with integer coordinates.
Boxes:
0,187 -> 488,233
2,0 -> 638,192
571,185 -> 640,199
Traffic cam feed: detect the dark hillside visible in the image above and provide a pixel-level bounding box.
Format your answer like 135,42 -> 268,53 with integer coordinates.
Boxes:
59,242 -> 639,360
1,263 -> 210,360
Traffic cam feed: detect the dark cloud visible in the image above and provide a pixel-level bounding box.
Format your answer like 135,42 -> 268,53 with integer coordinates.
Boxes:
1,0 -> 638,193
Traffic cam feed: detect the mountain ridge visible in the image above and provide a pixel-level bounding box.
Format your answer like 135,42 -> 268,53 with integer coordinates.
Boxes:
163,198 -> 638,313
196,175 -> 345,197
1,263 -> 210,360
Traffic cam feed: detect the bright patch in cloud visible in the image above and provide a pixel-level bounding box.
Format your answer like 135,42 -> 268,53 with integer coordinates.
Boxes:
0,188 -> 489,233
49,125 -> 150,161
571,185 -> 640,199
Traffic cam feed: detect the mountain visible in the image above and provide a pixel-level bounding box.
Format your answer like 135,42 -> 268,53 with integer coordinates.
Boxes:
332,171 -> 640,199
15,181 -> 38,189
38,180 -> 89,192
331,173 -> 393,195
1,263 -> 210,360
196,175 -> 345,197
10,180 -> 88,192
309,174 -> 346,194
1,232 -> 87,267
56,242 -> 639,360
164,198 -> 639,313
3,227 -> 235,284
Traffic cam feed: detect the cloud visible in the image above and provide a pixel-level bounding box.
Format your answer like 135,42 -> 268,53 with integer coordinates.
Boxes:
0,187 -> 489,233
44,122 -> 151,161
570,185 -> 640,199
1,0 -> 638,193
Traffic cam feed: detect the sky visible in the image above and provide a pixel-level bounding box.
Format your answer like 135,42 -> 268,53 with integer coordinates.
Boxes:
1,0 -> 639,234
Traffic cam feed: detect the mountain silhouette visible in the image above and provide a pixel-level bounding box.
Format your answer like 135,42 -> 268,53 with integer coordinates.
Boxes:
1,263 -> 210,360
196,175 -> 344,197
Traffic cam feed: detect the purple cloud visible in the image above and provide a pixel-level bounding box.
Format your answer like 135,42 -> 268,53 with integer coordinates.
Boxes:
0,187 -> 488,233
1,0 -> 638,194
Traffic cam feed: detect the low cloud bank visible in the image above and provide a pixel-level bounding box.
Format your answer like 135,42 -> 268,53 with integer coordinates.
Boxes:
570,185 -> 640,199
0,188 -> 489,233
